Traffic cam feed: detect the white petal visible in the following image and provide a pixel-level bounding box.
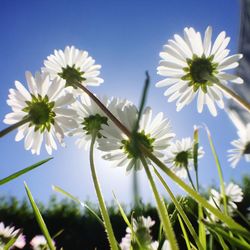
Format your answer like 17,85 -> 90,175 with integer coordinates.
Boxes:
203,26 -> 212,56
155,78 -> 179,87
205,95 -> 217,116
211,31 -> 226,55
197,90 -> 205,113
15,81 -> 31,101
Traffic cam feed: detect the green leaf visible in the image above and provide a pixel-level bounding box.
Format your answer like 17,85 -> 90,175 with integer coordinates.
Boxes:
177,214 -> 191,250
206,222 -> 250,249
24,182 -> 56,250
142,148 -> 249,235
193,126 -> 199,175
204,125 -> 228,215
131,72 -> 150,208
52,185 -> 103,226
141,157 -> 179,250
112,192 -> 142,248
0,158 -> 53,185
133,71 -> 150,134
154,167 -> 204,250
198,204 -> 206,249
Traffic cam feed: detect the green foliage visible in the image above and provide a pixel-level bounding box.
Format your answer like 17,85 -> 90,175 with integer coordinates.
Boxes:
0,176 -> 250,249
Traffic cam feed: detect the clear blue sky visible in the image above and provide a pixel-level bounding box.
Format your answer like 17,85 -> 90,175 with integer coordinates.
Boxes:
0,0 -> 248,206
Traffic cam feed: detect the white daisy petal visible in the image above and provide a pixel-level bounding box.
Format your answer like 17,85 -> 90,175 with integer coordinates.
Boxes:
4,71 -> 76,155
165,137 -> 204,179
43,46 -> 103,95
99,101 -> 174,173
157,26 -> 242,115
203,26 -> 212,56
208,182 -> 243,221
197,89 -> 205,113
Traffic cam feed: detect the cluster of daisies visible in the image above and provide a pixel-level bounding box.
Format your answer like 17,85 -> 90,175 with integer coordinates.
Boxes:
3,44 -> 207,178
120,216 -> 170,250
0,222 -> 54,249
3,26 -> 250,171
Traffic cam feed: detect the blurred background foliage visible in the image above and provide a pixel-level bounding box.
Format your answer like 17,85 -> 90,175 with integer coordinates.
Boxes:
1,175 -> 250,250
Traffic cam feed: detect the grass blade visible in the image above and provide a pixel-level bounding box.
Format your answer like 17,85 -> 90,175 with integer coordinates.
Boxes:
112,192 -> 142,248
0,158 -> 53,185
131,72 -> 150,208
154,167 -> 204,250
4,232 -> 22,250
141,157 -> 179,250
206,224 -> 250,249
142,147 -> 249,235
204,125 -> 228,215
198,204 -> 206,248
24,182 -> 55,250
177,214 -> 191,250
52,185 -> 103,226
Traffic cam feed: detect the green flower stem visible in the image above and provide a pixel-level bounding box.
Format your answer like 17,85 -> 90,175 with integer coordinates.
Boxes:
205,127 -> 228,215
75,85 -> 248,234
0,116 -> 31,138
75,82 -> 131,137
214,81 -> 250,113
89,132 -> 118,250
133,170 -> 140,211
184,164 -> 196,190
140,156 -> 179,250
153,167 -> 204,250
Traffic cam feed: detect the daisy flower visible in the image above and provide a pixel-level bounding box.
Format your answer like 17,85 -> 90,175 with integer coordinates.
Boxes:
157,26 -> 243,116
208,182 -> 243,221
119,216 -> 157,250
43,46 -> 103,95
227,109 -> 250,167
30,235 -> 55,250
0,222 -> 25,249
70,93 -> 109,150
98,103 -> 174,172
4,71 -> 77,155
165,137 -> 204,179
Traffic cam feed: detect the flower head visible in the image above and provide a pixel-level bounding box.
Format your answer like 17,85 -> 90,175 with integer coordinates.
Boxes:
157,26 -> 243,116
99,102 -> 174,172
208,182 -> 243,221
43,46 -> 103,95
30,235 -> 55,250
227,110 -> 250,167
4,71 -> 77,155
0,222 -> 25,249
119,216 -> 157,250
165,137 -> 204,178
70,93 -> 109,149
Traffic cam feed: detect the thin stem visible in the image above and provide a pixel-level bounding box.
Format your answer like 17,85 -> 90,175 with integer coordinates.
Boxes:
0,116 -> 31,138
140,156 -> 179,250
193,128 -> 199,192
75,82 -> 131,137
214,81 -> 250,113
195,171 -> 199,192
132,169 -> 140,212
184,164 -> 196,190
89,132 -> 118,250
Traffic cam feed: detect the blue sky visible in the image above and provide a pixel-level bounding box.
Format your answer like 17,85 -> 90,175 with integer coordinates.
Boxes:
0,0 -> 248,206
